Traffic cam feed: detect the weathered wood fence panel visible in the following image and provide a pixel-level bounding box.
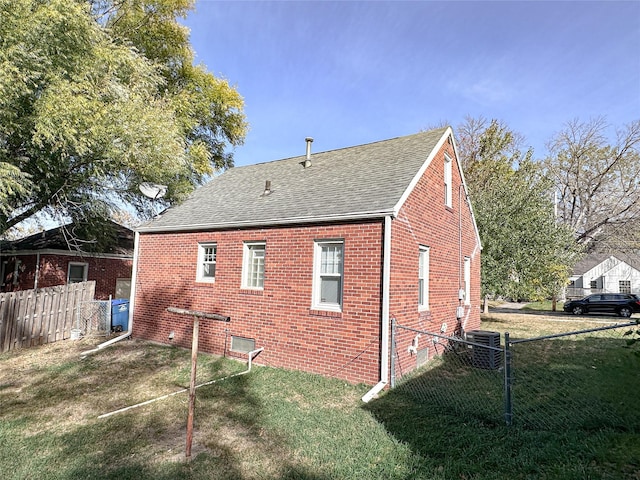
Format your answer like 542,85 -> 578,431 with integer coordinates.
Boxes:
0,281 -> 96,353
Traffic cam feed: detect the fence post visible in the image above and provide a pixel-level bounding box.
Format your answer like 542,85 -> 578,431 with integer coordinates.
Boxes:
390,317 -> 396,389
503,331 -> 513,426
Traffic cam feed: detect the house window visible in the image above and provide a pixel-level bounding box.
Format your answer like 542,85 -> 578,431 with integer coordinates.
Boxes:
419,246 -> 430,309
242,242 -> 266,289
464,256 -> 471,305
312,240 -> 344,311
619,280 -> 631,294
67,262 -> 88,284
590,280 -> 597,290
231,336 -> 256,354
444,154 -> 452,208
196,243 -> 217,283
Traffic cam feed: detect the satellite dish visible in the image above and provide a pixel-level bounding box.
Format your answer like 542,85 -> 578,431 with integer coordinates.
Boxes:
139,183 -> 167,199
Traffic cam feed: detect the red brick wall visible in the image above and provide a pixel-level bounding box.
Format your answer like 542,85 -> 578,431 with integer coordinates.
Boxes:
390,140 -> 482,373
133,222 -> 385,385
1,254 -> 132,299
132,140 -> 481,385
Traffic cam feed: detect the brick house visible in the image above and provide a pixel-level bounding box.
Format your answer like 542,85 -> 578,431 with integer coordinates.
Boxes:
0,221 -> 134,300
131,127 -> 482,390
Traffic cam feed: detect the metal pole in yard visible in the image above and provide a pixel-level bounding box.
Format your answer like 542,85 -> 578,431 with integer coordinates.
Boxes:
165,307 -> 231,460
503,332 -> 513,426
186,314 -> 199,460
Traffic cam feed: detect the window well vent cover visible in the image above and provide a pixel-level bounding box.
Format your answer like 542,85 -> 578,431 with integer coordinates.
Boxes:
231,336 -> 256,353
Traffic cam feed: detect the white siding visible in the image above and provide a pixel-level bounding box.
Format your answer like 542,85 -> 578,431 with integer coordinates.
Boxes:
581,256 -> 640,294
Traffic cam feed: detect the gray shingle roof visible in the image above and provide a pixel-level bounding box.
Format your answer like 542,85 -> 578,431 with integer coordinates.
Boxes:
0,221 -> 134,256
572,252 -> 640,275
138,127 -> 450,233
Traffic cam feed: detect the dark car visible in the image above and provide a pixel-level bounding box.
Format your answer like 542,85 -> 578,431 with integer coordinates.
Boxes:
563,293 -> 640,318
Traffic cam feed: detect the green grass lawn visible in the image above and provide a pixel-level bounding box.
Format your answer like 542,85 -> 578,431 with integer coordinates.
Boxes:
520,299 -> 561,311
1,317 -> 639,479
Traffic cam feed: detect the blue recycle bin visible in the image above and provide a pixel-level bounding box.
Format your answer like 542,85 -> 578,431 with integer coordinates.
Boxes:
111,299 -> 130,332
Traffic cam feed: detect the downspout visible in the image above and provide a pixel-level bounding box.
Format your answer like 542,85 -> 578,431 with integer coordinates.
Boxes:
81,231 -> 140,357
34,253 -> 40,290
362,215 -> 392,403
457,185 -> 464,328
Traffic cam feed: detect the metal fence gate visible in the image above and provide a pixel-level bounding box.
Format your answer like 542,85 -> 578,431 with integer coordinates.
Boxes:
391,319 -> 639,429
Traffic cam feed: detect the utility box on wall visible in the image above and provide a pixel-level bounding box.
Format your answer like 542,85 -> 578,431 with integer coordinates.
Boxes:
466,330 -> 501,370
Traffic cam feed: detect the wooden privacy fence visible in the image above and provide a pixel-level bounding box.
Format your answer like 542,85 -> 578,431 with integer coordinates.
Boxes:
0,281 -> 96,353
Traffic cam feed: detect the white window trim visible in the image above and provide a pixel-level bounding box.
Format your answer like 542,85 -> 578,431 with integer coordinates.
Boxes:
444,154 -> 452,208
419,246 -> 430,310
196,243 -> 217,283
67,262 -> 88,284
464,256 -> 471,305
312,240 -> 344,312
242,241 -> 266,290
619,280 -> 631,294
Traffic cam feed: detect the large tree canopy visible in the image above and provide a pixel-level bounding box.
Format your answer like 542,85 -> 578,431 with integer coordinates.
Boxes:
543,118 -> 640,252
459,117 -> 581,300
0,0 -> 246,235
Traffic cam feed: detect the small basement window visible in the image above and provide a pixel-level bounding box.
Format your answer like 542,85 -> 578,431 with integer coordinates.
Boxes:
231,336 -> 256,354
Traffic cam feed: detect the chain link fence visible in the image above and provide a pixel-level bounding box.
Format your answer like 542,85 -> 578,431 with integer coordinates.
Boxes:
507,322 -> 637,430
391,324 -> 505,425
392,319 -> 639,430
75,300 -> 110,337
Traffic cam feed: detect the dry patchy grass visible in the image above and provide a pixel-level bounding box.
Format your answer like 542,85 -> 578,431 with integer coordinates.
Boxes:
481,308 -> 634,338
0,337 -> 251,465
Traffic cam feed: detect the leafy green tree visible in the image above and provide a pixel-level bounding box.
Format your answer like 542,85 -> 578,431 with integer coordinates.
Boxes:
459,117 -> 582,301
0,162 -> 31,220
0,0 -> 246,235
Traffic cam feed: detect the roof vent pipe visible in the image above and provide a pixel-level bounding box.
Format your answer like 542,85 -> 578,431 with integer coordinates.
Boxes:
263,180 -> 271,196
304,137 -> 313,168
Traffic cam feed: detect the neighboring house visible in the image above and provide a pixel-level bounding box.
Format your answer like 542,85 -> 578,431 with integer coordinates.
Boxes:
131,127 -> 482,386
566,253 -> 640,299
0,221 -> 134,300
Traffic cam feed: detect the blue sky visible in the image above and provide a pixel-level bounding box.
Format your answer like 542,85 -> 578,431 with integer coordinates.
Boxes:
184,0 -> 640,167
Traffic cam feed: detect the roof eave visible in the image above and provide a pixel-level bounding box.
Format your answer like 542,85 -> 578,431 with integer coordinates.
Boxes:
0,248 -> 133,259
136,209 -> 396,234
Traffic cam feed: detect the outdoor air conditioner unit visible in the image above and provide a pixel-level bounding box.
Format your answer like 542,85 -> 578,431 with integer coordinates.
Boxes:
466,330 -> 501,370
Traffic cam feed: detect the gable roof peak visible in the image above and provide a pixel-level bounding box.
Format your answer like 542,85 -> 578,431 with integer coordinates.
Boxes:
139,127 -> 454,233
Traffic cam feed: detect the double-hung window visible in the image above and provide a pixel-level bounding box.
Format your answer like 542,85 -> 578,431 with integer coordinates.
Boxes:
312,240 -> 344,311
444,154 -> 452,208
418,246 -> 430,309
196,243 -> 217,282
242,242 -> 266,289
